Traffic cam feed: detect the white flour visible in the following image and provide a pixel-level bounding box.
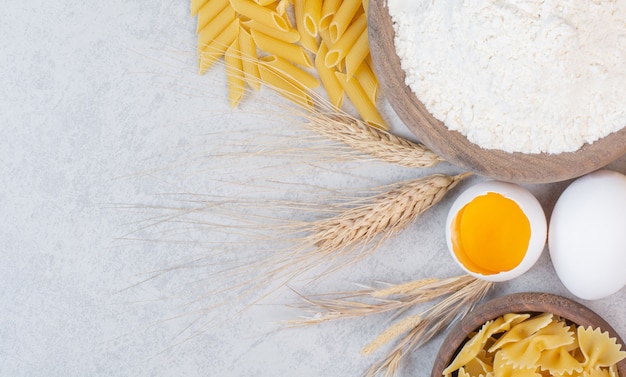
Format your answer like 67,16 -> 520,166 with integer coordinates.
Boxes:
387,0 -> 626,154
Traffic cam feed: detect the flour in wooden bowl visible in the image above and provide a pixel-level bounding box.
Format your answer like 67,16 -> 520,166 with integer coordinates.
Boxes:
387,1 -> 626,154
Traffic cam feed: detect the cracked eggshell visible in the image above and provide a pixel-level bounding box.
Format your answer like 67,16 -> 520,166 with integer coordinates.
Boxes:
445,180 -> 547,282
549,170 -> 626,300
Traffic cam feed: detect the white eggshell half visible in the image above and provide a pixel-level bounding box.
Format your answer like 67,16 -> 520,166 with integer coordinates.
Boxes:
445,180 -> 547,282
549,170 -> 626,300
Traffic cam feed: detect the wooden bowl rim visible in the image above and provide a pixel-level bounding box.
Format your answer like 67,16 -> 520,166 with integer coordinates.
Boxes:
368,1 -> 626,184
430,292 -> 626,376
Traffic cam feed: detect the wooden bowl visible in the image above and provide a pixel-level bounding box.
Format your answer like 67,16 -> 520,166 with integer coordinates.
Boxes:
431,292 -> 626,376
368,2 -> 626,184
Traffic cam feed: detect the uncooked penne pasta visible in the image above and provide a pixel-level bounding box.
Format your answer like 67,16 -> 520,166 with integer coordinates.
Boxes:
344,28 -> 369,78
197,5 -> 236,52
258,63 -> 313,109
324,12 -> 367,68
225,39 -> 245,108
238,28 -> 261,90
329,0 -> 362,42
199,18 -> 240,74
361,0 -> 368,14
354,61 -> 377,104
229,0 -> 289,32
335,72 -> 388,130
316,43 -> 344,109
320,0 -> 341,31
191,0 -> 209,16
250,29 -> 313,68
196,0 -> 229,32
293,0 -> 319,53
303,0 -> 322,37
241,18 -> 300,43
260,55 -> 320,89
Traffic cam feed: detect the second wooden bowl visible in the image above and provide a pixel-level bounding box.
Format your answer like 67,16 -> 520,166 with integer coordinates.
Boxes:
431,292 -> 626,376
368,1 -> 626,184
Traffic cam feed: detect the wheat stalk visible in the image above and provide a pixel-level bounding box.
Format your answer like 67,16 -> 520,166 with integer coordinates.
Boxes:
287,275 -> 477,326
364,278 -> 494,377
302,113 -> 444,168
303,172 -> 470,256
286,274 -> 493,376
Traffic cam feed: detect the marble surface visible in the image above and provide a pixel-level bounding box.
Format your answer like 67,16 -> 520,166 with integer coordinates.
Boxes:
1,2 -> 625,377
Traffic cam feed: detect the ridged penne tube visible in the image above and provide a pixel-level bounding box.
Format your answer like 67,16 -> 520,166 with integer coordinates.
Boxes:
229,0 -> 289,31
324,12 -> 367,68
329,0 -> 362,42
260,55 -> 320,89
255,0 -> 276,5
238,28 -> 261,90
335,72 -> 388,130
241,18 -> 300,43
293,0 -> 319,53
199,18 -> 240,74
320,0 -> 341,31
196,0 -> 229,32
315,43 -> 344,109
191,0 -> 209,16
197,5 -> 236,52
251,29 -> 313,68
354,61 -> 378,104
225,40 -> 245,108
303,0 -> 322,37
258,63 -> 313,110
344,28 -> 369,78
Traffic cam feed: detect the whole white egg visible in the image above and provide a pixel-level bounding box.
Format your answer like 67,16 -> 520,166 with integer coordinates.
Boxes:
549,169 -> 626,300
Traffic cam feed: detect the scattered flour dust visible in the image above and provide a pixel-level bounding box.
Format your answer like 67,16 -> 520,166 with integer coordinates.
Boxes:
387,0 -> 626,154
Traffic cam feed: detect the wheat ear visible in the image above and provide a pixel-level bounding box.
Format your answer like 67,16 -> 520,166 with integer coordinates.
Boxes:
302,113 -> 444,168
305,172 -> 470,256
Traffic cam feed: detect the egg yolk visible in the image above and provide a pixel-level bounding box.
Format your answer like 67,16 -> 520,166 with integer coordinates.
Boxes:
451,192 -> 530,275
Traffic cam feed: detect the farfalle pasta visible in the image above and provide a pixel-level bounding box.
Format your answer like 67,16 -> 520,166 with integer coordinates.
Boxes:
443,313 -> 626,377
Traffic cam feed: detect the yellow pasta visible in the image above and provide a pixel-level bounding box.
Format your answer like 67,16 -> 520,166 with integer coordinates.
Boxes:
197,5 -> 236,52
324,12 -> 367,68
353,63 -> 376,105
303,0 -> 322,37
361,0 -> 368,14
293,0 -> 319,52
537,347 -> 582,375
258,62 -> 313,109
315,43 -> 344,109
329,0 -> 362,42
488,313 -> 553,353
241,18 -> 300,43
191,0 -> 209,16
238,28 -> 261,90
250,29 -> 313,68
320,0 -> 341,31
224,39 -> 245,108
260,55 -> 319,89
442,320 -> 495,375
196,0 -> 229,32
335,72 -> 388,130
229,0 -> 289,31
199,18 -> 240,74
578,326 -> 626,369
255,0 -> 276,5
444,313 -> 626,377
493,351 -> 541,377
344,28 -> 369,78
